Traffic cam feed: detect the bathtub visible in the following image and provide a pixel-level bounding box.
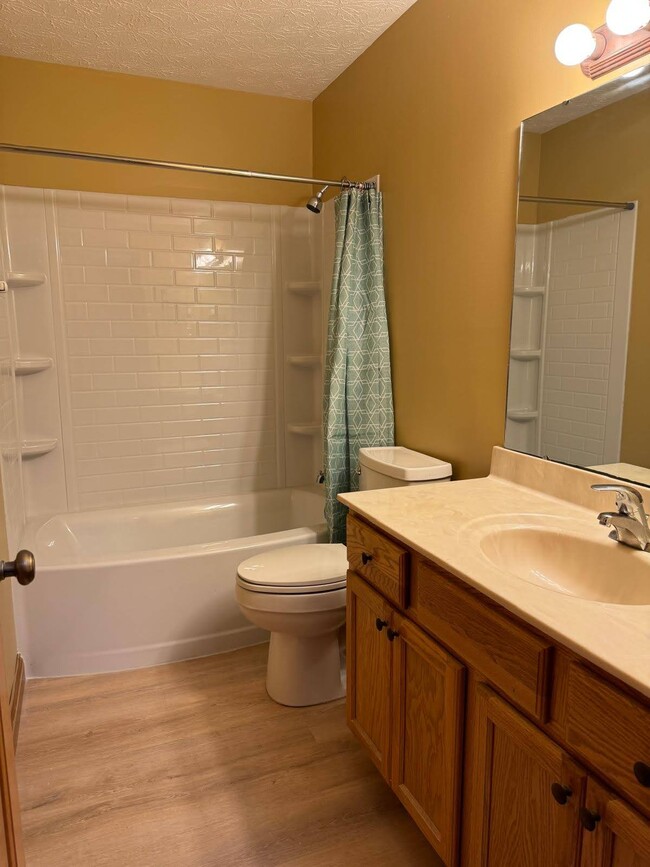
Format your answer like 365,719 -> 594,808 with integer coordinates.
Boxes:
16,487 -> 327,678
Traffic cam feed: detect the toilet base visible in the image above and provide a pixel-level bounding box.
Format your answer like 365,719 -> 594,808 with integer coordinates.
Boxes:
266,630 -> 345,707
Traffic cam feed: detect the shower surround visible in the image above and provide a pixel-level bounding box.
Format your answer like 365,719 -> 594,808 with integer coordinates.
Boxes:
0,186 -> 334,675
1,186 -> 329,521
506,207 -> 636,467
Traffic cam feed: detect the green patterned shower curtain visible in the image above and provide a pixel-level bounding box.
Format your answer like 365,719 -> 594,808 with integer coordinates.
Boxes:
323,188 -> 394,543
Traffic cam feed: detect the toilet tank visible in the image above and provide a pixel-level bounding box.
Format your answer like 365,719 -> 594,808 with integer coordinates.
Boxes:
358,447 -> 452,491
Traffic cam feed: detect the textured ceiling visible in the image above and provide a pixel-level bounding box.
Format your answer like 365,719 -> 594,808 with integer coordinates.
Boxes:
0,0 -> 417,100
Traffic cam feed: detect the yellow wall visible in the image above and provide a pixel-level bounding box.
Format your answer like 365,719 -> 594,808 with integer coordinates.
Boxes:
534,89 -> 650,467
313,0 -> 634,480
0,57 -> 313,207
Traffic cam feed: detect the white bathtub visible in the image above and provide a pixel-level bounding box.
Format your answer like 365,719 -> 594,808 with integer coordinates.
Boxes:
16,487 -> 327,678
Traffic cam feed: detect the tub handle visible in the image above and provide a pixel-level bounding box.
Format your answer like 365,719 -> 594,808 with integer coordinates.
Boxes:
0,550 -> 35,586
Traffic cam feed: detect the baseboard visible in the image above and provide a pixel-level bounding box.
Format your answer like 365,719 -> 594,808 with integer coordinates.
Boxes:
9,654 -> 25,749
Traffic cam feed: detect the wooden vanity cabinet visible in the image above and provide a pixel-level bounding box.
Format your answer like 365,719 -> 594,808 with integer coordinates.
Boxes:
347,569 -> 466,865
390,613 -> 465,864
345,513 -> 650,867
346,570 -> 394,778
467,684 -> 587,866
580,779 -> 650,866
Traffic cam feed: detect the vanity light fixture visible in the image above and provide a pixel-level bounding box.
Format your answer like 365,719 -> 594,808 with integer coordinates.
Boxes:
606,0 -> 650,34
555,0 -> 650,77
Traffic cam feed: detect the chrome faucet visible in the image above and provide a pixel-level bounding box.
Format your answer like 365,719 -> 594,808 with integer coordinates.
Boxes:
592,483 -> 650,551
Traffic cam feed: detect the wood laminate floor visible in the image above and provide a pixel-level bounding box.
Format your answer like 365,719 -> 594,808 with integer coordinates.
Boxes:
16,644 -> 438,866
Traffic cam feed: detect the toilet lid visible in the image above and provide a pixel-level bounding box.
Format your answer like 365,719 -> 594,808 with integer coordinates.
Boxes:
237,544 -> 347,594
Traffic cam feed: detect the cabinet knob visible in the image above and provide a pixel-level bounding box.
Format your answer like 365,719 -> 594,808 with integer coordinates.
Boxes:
634,762 -> 650,787
361,552 -> 373,565
579,808 -> 601,832
387,628 -> 399,642
375,618 -> 388,632
550,783 -> 572,805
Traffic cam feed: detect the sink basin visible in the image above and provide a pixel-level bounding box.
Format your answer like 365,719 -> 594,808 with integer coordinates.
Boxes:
479,526 -> 650,605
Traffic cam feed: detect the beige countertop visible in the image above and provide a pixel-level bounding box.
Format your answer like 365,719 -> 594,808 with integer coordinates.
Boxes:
339,448 -> 650,698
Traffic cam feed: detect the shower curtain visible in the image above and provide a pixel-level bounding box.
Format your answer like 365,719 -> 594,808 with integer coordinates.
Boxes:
323,188 -> 394,543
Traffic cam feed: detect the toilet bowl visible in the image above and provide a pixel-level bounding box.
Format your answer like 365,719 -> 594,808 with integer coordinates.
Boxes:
236,544 -> 348,707
236,447 -> 452,707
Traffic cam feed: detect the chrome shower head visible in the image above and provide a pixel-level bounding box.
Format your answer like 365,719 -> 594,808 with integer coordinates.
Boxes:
306,185 -> 328,213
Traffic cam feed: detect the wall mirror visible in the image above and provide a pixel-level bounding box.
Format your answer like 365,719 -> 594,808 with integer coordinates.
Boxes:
505,64 -> 650,487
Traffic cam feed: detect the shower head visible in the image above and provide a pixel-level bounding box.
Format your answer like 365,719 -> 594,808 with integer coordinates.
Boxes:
306,185 -> 329,213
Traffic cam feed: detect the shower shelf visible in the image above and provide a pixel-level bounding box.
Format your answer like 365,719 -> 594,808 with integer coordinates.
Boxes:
513,286 -> 545,297
288,355 -> 321,368
15,356 -> 53,376
287,423 -> 321,436
506,410 -> 539,422
6,272 -> 46,289
286,281 -> 321,295
510,349 -> 541,361
21,438 -> 58,459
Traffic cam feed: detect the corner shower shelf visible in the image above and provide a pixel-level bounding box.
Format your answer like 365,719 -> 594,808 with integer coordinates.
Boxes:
15,356 -> 53,376
513,286 -> 545,297
287,423 -> 321,436
506,410 -> 539,422
288,355 -> 321,368
6,272 -> 46,289
286,281 -> 321,295
510,349 -> 541,361
21,438 -> 58,459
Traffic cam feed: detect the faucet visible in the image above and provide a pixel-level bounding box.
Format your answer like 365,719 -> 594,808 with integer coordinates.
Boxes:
592,483 -> 650,551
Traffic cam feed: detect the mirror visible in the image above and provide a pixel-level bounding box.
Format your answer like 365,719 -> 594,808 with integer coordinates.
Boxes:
505,65 -> 650,488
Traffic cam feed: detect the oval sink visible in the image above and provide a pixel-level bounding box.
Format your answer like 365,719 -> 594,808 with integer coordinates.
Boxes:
480,526 -> 650,605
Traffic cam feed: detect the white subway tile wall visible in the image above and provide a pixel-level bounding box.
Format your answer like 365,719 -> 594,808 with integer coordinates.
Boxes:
53,191 -> 285,510
540,212 -> 619,466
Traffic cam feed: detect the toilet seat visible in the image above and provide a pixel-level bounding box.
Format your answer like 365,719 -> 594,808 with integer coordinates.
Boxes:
236,543 -> 347,595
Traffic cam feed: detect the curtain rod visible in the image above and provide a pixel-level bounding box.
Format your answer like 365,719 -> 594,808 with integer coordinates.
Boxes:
0,143 -> 375,190
520,194 -> 634,211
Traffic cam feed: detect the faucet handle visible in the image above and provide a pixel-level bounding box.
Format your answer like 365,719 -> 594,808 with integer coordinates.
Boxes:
592,483 -> 645,514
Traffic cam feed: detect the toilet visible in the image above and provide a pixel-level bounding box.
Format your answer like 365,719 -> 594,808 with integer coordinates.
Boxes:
236,446 -> 452,707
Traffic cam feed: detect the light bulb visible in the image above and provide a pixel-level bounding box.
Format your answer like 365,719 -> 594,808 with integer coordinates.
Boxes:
606,0 -> 650,35
554,24 -> 598,65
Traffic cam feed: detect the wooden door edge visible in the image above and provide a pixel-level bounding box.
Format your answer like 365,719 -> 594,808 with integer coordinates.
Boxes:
8,657 -> 24,751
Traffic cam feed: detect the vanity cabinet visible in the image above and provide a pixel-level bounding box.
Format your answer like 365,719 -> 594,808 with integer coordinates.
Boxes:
390,612 -> 465,864
580,779 -> 650,866
347,569 -> 466,865
469,684 -> 587,866
345,513 -> 650,867
346,571 -> 393,778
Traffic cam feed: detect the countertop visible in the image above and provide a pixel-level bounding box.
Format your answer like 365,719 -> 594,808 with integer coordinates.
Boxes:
339,454 -> 650,698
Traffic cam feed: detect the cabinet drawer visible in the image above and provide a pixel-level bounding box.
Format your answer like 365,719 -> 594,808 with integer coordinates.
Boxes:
564,662 -> 650,814
411,559 -> 552,720
347,515 -> 409,608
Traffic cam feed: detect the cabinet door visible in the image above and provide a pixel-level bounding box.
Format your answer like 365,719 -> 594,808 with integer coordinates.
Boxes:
466,684 -> 587,867
391,615 -> 465,866
580,778 -> 650,866
346,571 -> 394,780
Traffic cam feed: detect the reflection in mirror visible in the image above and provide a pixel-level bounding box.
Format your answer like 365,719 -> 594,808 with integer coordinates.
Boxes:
506,65 -> 650,488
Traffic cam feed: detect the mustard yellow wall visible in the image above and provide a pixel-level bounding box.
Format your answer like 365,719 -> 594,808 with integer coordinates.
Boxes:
535,89 -> 650,467
0,57 -> 313,207
313,0 -> 636,479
